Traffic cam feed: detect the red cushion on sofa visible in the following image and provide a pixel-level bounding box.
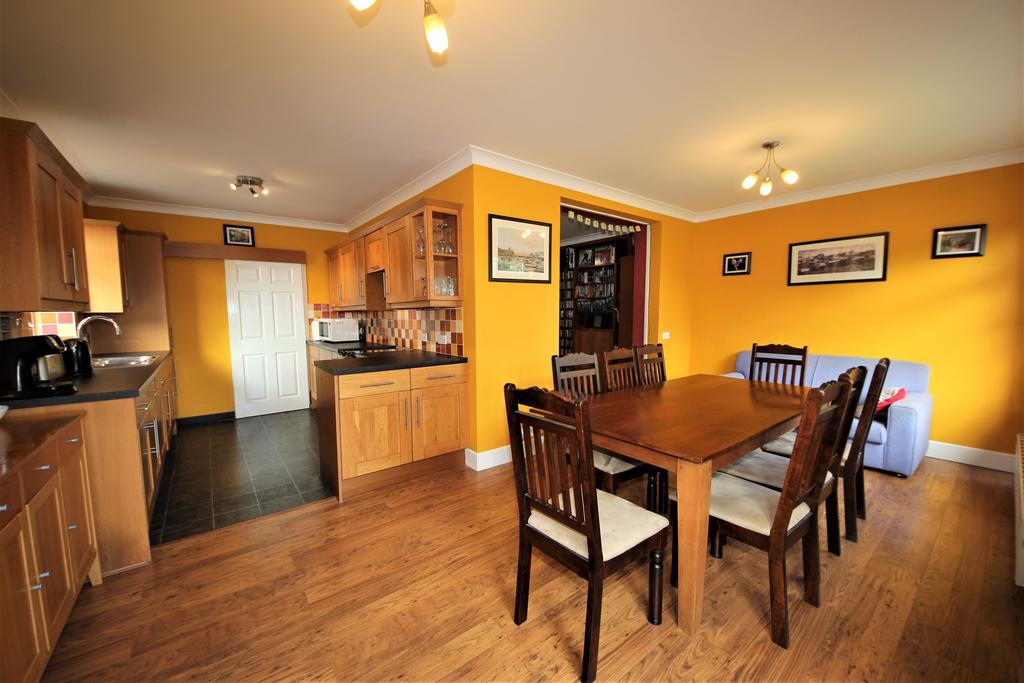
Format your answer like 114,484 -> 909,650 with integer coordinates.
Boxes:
876,387 -> 906,411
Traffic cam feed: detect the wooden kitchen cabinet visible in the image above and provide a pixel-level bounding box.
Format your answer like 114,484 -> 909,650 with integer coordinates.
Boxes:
25,473 -> 75,648
412,384 -> 466,460
339,238 -> 366,309
365,231 -> 386,272
58,447 -> 97,583
82,219 -> 126,312
0,514 -> 48,683
0,117 -> 90,312
327,248 -> 344,308
338,391 -> 413,478
384,217 -> 415,304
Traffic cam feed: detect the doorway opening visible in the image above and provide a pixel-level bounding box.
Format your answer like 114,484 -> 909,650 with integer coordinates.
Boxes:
558,204 -> 650,355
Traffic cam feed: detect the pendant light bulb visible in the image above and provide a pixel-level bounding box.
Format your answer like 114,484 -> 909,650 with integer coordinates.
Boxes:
759,178 -> 773,197
741,173 -> 759,190
229,182 -> 238,191
780,168 -> 799,185
261,187 -> 269,196
423,1 -> 448,54
350,0 -> 376,10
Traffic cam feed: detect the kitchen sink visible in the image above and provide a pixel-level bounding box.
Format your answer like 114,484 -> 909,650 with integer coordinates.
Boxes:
92,354 -> 158,368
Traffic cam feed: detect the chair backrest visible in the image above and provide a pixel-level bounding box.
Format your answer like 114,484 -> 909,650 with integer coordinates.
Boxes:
771,374 -> 852,539
827,366 -> 866,477
599,347 -> 639,392
634,344 -> 667,386
551,353 -> 601,400
845,359 -> 890,474
749,343 -> 809,386
503,384 -> 603,561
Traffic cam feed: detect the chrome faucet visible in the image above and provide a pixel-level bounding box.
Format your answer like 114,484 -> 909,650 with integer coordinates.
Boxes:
76,315 -> 122,338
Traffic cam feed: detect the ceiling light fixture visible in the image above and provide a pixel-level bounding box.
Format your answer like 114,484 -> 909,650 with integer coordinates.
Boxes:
742,141 -> 799,197
230,175 -> 269,198
349,0 -> 376,10
350,0 -> 449,56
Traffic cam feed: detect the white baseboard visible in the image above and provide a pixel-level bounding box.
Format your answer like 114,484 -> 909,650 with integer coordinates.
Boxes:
465,445 -> 512,471
925,440 -> 1014,473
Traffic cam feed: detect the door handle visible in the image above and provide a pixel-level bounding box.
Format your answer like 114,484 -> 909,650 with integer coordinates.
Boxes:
66,437 -> 80,444
405,398 -> 410,430
416,396 -> 421,427
70,248 -> 80,291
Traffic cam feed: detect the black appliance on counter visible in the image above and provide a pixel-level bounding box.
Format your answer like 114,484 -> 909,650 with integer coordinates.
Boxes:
0,335 -> 78,400
62,337 -> 93,377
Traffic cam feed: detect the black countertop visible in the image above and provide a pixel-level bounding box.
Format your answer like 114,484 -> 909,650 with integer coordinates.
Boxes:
314,350 -> 466,376
307,340 -> 396,354
1,351 -> 171,409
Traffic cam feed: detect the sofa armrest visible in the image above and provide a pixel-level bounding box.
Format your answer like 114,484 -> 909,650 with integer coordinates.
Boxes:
722,371 -> 746,379
884,392 -> 932,475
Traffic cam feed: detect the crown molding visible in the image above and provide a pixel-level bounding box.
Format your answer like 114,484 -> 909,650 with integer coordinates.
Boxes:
343,146 -> 476,230
467,146 -> 699,222
86,195 -> 350,232
691,148 -> 1024,222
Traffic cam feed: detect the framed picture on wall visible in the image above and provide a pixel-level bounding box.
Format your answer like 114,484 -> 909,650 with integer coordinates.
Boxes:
223,224 -> 255,247
488,214 -> 552,283
787,232 -> 889,286
722,251 -> 751,276
932,224 -> 985,259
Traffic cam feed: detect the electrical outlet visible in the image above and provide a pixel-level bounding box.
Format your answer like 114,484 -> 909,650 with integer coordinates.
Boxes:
661,331 -> 670,340
436,331 -> 451,344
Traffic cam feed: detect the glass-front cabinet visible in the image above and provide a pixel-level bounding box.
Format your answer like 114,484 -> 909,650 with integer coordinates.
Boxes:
405,205 -> 461,307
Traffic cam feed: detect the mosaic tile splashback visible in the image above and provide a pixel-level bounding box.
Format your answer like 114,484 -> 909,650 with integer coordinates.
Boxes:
309,305 -> 464,357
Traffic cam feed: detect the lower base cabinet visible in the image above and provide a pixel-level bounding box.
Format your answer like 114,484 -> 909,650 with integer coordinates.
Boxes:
339,391 -> 413,478
0,516 -> 48,683
412,383 -> 466,460
25,473 -> 75,648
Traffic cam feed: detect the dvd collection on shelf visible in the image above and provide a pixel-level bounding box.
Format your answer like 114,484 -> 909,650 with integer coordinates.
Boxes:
558,243 -> 618,355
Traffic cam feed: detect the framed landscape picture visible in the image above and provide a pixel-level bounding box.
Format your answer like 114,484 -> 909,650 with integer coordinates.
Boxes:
932,224 -> 985,259
722,251 -> 751,276
788,232 -> 889,286
223,224 -> 255,247
488,214 -> 552,283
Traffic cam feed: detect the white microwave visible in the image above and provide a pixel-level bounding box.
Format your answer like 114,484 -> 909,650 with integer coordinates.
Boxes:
312,317 -> 359,342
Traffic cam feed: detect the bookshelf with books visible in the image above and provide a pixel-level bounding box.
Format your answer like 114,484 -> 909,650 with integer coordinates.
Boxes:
557,237 -> 634,355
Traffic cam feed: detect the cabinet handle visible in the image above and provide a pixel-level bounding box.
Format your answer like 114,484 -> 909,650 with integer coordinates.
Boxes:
359,381 -> 395,388
67,523 -> 78,531
383,272 -> 389,297
404,398 -> 409,430
337,284 -> 342,303
0,504 -> 7,512
427,374 -> 456,380
31,583 -> 43,591
66,436 -> 80,444
416,396 -> 421,427
34,464 -> 52,471
138,401 -> 153,411
39,571 -> 50,579
70,248 -> 80,291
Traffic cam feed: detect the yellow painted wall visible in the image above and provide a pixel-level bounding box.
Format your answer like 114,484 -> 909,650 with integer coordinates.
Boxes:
688,164 -> 1024,452
83,206 -> 342,418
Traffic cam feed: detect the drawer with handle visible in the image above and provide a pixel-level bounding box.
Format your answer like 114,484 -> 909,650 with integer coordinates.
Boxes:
56,419 -> 85,461
0,475 -> 23,531
337,369 -> 411,399
21,441 -> 59,500
410,364 -> 467,389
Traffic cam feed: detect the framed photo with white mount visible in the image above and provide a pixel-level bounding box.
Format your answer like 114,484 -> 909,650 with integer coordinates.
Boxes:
787,232 -> 889,286
722,251 -> 751,276
488,214 -> 552,283
223,224 -> 255,247
931,224 -> 985,259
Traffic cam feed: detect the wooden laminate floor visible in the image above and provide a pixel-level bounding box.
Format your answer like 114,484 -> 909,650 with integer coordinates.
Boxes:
45,457 -> 1022,682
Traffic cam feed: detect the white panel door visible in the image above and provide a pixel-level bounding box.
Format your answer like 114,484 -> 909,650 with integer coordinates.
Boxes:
225,260 -> 310,418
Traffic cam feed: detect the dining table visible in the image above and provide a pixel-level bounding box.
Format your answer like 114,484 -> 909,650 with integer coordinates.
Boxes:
585,373 -> 808,633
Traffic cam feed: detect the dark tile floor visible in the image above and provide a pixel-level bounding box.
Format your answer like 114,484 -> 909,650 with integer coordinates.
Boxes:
150,409 -> 331,545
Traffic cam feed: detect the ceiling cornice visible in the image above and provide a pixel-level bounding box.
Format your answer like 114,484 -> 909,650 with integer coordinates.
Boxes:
86,195 -> 350,232
691,148 -> 1024,222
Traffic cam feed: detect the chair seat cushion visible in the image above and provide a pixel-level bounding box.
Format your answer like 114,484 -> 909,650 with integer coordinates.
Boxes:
708,472 -> 812,536
593,449 -> 639,475
719,450 -> 835,490
527,489 -> 668,560
763,423 -> 882,456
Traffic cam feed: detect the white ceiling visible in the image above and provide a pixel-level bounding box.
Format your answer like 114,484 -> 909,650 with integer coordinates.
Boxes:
2,0 -> 1021,229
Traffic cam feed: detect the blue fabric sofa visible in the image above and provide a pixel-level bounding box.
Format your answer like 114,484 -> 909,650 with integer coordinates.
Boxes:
724,350 -> 932,476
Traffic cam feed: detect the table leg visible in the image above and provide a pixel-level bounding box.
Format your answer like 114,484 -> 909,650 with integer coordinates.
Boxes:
675,459 -> 712,633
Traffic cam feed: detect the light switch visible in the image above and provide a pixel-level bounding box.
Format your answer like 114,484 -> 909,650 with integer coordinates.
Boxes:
661,331 -> 670,340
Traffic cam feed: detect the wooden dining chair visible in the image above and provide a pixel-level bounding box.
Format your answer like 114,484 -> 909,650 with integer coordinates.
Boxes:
504,384 -> 669,683
598,347 -> 639,392
841,359 -> 890,542
552,353 -> 660,511
669,375 -> 853,648
720,366 -> 866,556
633,344 -> 667,386
749,343 -> 809,385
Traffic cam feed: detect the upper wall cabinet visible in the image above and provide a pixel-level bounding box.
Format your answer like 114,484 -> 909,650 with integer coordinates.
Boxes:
328,237 -> 368,310
83,219 -> 127,313
0,117 -> 91,311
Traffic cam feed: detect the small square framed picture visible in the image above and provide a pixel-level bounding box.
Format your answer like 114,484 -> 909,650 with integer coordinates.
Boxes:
223,224 -> 255,247
722,251 -> 751,276
932,224 -> 985,259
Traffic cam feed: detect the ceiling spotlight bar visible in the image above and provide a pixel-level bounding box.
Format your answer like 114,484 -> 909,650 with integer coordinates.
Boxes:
230,175 -> 269,198
741,140 -> 799,197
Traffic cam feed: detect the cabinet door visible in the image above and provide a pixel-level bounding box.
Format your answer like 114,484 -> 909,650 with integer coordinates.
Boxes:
338,240 -> 366,308
339,391 -> 412,478
365,232 -> 386,272
384,218 -> 414,303
59,179 -> 89,303
327,249 -> 343,308
0,515 -> 48,683
412,384 -> 466,460
33,151 -> 72,302
25,476 -> 74,647
58,449 -> 97,583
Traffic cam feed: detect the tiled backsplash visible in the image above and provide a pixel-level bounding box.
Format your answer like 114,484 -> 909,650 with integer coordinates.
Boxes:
310,305 -> 464,357
0,312 -> 75,340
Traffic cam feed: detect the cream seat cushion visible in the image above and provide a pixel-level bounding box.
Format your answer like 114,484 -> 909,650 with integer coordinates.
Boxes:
592,449 -> 639,475
762,430 -> 853,466
527,489 -> 668,560
669,473 -> 811,536
720,449 -> 836,489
